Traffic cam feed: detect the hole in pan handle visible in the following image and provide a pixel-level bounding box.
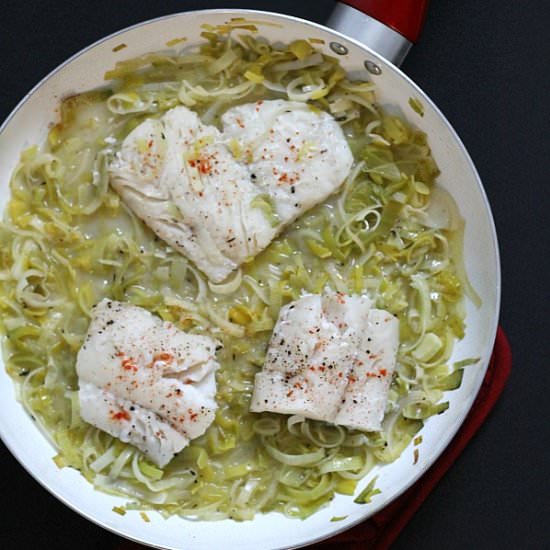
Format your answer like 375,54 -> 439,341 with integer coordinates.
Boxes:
327,0 -> 430,66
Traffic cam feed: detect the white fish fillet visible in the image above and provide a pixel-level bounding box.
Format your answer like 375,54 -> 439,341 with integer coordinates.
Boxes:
333,309 -> 399,431
79,381 -> 189,467
76,299 -> 220,466
221,100 -> 353,223
109,100 -> 353,282
250,293 -> 399,432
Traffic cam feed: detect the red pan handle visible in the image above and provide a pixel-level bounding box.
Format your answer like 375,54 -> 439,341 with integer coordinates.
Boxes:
341,0 -> 430,42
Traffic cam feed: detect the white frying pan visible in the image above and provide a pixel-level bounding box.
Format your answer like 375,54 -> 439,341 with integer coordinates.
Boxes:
0,2 -> 500,549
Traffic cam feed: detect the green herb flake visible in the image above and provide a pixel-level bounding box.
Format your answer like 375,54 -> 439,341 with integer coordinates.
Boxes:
438,369 -> 464,391
330,515 -> 348,522
52,454 -> 66,468
112,506 -> 127,516
453,357 -> 480,369
408,97 -> 425,117
354,476 -> 381,504
166,37 -> 187,47
251,194 -> 280,227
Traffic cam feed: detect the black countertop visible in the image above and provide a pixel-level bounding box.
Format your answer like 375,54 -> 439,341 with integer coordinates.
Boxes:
1,1 -> 548,548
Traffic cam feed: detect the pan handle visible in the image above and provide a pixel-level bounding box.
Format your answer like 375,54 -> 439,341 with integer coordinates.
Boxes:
326,0 -> 430,67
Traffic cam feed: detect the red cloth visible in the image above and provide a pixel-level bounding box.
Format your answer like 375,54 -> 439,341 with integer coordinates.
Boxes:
316,326 -> 512,550
117,327 -> 511,550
